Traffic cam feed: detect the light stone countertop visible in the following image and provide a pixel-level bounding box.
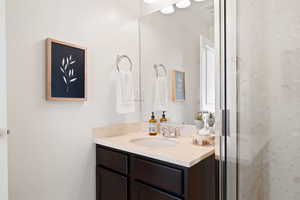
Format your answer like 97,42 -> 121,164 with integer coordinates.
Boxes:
94,132 -> 215,168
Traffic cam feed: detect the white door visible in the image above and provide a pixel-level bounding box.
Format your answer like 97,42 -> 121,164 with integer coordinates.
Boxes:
0,0 -> 8,199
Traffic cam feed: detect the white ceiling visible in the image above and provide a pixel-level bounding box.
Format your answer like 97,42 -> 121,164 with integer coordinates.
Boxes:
141,0 -> 214,17
140,0 -> 214,40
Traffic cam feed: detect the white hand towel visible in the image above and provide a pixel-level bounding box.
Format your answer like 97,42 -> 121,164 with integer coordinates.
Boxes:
116,71 -> 135,114
153,76 -> 168,111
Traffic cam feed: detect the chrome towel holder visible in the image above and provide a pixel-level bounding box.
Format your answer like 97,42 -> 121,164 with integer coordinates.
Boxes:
116,55 -> 133,72
154,64 -> 167,77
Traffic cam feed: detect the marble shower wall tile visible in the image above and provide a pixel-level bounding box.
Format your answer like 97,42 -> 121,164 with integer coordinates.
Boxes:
238,0 -> 300,200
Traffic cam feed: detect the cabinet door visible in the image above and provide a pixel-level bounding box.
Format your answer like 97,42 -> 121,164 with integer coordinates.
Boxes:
96,167 -> 127,200
131,181 -> 181,200
96,146 -> 128,175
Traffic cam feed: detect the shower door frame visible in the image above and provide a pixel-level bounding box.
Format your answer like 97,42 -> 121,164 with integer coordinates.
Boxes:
215,0 -> 238,200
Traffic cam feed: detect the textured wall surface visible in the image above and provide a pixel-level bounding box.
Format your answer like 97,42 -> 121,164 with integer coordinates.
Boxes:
238,0 -> 300,200
6,0 -> 140,200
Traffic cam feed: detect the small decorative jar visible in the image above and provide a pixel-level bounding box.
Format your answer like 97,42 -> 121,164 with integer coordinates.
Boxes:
194,112 -> 205,129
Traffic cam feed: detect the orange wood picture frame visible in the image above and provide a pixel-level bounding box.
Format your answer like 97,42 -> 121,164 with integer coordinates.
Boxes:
46,38 -> 87,101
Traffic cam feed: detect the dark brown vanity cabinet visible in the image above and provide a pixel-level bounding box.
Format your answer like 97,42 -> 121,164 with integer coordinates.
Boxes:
96,145 -> 215,200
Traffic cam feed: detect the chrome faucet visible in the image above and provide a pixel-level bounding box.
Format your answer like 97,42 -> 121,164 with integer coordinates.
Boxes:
161,125 -> 180,138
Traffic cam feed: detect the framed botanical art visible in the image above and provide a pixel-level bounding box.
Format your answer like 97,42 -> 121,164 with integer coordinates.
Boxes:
172,70 -> 186,101
46,38 -> 87,101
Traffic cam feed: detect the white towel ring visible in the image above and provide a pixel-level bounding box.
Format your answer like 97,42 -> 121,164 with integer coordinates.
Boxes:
116,55 -> 133,72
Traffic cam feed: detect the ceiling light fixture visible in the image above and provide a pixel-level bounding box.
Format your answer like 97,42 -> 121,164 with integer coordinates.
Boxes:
160,5 -> 175,15
176,0 -> 191,8
144,0 -> 157,4
194,0 -> 206,2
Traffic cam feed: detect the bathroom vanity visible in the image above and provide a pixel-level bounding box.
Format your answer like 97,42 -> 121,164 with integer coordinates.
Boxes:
95,132 -> 216,200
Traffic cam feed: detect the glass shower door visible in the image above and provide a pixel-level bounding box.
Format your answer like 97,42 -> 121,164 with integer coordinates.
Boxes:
215,0 -> 238,199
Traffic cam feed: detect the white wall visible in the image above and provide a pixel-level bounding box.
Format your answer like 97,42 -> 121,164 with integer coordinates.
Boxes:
140,3 -> 213,123
238,0 -> 300,200
0,0 -> 6,128
0,0 -> 8,199
6,0 -> 140,200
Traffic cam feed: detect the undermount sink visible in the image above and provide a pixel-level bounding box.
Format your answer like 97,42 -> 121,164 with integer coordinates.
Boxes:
130,137 -> 178,148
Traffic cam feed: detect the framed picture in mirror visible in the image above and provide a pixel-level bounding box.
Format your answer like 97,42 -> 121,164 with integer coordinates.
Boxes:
172,70 -> 185,102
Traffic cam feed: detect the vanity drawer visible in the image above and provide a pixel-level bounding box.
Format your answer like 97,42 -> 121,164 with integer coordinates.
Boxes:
132,181 -> 181,200
131,157 -> 183,196
96,145 -> 128,175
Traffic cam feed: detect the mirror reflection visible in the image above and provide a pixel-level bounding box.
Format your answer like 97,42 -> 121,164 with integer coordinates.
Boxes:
140,0 -> 216,130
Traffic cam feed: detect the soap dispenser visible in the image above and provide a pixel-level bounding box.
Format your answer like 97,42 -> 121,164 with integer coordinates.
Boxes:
149,112 -> 158,136
160,111 -> 168,124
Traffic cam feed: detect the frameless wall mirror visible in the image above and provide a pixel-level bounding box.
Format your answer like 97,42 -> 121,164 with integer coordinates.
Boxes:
139,0 -> 215,125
